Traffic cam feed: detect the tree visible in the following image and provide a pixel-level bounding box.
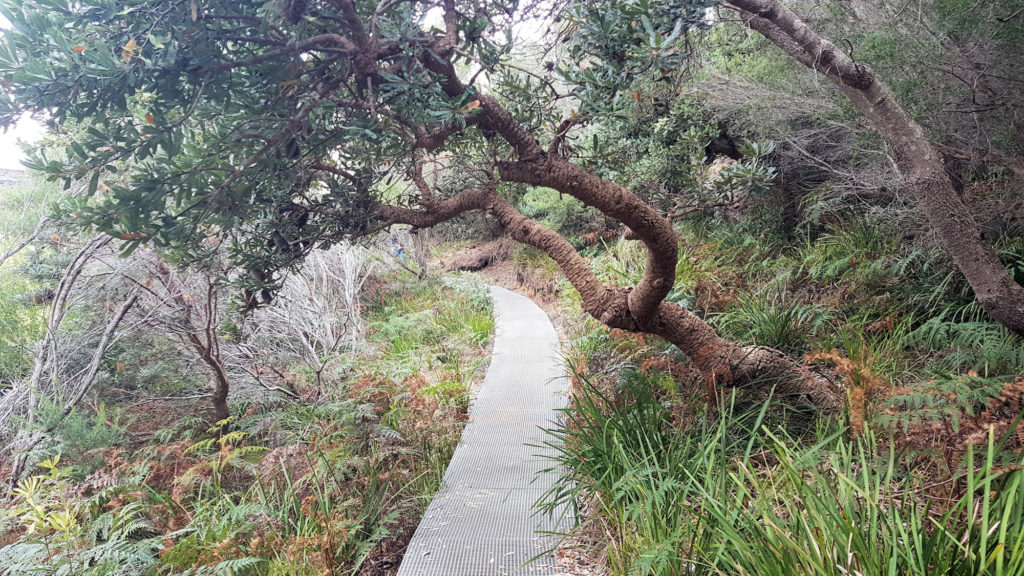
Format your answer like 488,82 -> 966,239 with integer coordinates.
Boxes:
125,250 -> 236,425
248,242 -> 374,393
1,237 -> 137,485
721,0 -> 1024,334
557,0 -> 1024,335
3,0 -> 917,408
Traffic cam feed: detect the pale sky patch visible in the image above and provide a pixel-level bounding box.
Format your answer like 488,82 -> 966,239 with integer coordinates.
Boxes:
0,116 -> 44,171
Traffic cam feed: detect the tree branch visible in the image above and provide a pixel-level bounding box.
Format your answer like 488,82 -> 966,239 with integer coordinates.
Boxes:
373,186 -> 494,228
933,142 -> 1024,180
209,34 -> 359,73
0,216 -> 48,270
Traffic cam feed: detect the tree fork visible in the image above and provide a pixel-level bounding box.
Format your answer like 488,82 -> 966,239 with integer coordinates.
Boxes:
728,0 -> 1024,336
422,55 -> 679,321
383,187 -> 840,410
486,193 -> 840,409
416,37 -> 838,408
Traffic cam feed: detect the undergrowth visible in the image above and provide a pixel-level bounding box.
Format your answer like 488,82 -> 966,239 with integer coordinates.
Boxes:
552,210 -> 1024,575
541,373 -> 1024,576
0,269 -> 494,576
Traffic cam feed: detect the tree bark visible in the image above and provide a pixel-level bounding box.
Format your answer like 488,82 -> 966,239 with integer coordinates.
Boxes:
727,0 -> 1024,336
186,334 -> 232,426
150,260 -> 233,430
486,194 -> 840,409
410,228 -> 430,278
381,189 -> 841,410
401,46 -> 841,409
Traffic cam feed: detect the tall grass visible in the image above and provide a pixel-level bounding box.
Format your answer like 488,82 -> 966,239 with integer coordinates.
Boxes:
712,293 -> 832,354
365,272 -> 493,383
541,372 -> 1024,576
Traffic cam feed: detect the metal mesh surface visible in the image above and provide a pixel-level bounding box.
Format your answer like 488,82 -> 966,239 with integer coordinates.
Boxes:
397,286 -> 570,576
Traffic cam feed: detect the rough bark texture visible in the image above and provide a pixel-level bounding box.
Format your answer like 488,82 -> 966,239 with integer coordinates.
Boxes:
189,334 -> 232,425
382,188 -> 840,410
374,28 -> 843,410
728,0 -> 1024,336
410,228 -> 430,277
443,238 -> 509,272
486,195 -> 840,409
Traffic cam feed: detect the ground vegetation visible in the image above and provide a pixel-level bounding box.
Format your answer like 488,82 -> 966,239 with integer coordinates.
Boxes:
0,0 -> 1023,573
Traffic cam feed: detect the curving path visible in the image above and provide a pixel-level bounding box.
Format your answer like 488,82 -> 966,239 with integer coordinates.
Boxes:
397,286 -> 571,576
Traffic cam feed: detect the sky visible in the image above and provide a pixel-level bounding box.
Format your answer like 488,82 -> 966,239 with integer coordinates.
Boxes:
0,116 -> 44,171
0,12 -> 44,172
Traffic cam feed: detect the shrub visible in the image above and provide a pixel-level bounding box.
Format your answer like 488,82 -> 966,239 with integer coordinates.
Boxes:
541,373 -> 1024,576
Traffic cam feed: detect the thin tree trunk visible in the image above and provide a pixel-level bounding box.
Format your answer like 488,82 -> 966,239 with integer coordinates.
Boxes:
411,228 -> 430,278
189,335 -> 232,428
153,260 -> 233,430
7,293 -> 137,486
727,0 -> 1024,336
186,331 -> 232,430
4,237 -> 110,486
210,359 -> 231,424
0,217 -> 48,270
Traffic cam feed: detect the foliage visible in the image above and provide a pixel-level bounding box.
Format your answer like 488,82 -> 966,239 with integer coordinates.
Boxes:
40,403 -> 130,476
559,0 -> 720,119
0,0 -> 521,296
0,263 -> 493,575
712,293 -> 832,354
365,272 -> 492,387
0,272 -> 46,383
1,456 -> 160,576
518,187 -> 596,238
905,317 -> 1024,378
542,373 -> 1024,576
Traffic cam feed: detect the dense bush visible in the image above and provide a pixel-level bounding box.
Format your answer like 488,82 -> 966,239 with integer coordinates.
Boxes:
542,373 -> 1024,576
0,268 -> 495,576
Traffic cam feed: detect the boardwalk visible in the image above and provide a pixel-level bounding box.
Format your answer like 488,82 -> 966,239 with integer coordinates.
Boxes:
397,286 -> 570,576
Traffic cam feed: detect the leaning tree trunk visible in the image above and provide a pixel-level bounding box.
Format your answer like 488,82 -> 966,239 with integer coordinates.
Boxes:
378,188 -> 842,410
486,195 -> 841,409
727,0 -> 1024,336
381,40 -> 843,410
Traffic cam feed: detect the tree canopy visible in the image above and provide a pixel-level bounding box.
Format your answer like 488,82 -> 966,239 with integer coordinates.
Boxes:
2,0 -> 1022,406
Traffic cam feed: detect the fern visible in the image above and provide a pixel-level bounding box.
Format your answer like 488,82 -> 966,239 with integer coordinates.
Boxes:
0,542 -> 50,576
0,484 -> 161,576
904,317 -> 1024,376
182,556 -> 265,576
878,374 -> 1008,433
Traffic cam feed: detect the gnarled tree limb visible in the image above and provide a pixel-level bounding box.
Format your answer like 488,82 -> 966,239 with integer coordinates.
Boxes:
727,0 -> 1024,336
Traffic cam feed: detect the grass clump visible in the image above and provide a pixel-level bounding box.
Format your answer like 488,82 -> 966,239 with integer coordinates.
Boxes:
542,372 -> 1024,576
712,293 -> 832,354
